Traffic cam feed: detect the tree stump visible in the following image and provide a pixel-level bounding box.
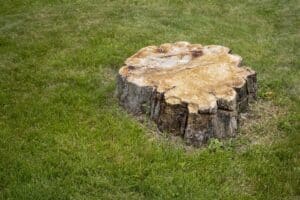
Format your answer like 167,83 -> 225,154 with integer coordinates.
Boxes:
117,42 -> 257,146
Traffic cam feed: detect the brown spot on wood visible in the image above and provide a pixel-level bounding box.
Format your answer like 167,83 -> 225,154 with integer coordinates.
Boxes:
127,65 -> 135,70
156,47 -> 166,53
191,50 -> 203,58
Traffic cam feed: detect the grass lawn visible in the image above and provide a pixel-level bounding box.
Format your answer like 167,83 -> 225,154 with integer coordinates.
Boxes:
0,0 -> 299,199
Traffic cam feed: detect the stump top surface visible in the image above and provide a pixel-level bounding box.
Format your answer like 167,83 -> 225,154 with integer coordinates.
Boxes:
119,41 -> 255,113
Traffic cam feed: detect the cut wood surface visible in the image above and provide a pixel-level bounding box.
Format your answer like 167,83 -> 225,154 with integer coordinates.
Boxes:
117,42 -> 257,146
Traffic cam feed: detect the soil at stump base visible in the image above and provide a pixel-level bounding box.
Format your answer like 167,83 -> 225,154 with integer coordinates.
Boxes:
117,41 -> 257,146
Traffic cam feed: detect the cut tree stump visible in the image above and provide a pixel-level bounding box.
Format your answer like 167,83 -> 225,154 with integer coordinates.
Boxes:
117,42 -> 257,146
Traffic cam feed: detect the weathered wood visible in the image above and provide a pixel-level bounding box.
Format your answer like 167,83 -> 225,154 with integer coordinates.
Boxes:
117,41 -> 257,146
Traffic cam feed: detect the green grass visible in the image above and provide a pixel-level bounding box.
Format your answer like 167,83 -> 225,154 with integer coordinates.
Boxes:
0,0 -> 299,199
